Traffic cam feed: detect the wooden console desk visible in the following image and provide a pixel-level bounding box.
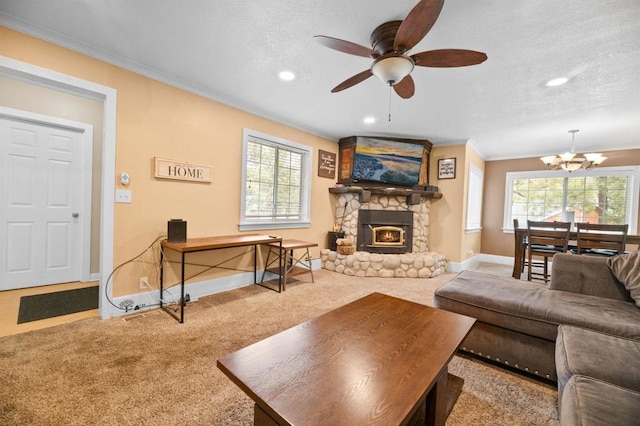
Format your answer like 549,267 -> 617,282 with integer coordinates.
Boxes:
160,234 -> 282,323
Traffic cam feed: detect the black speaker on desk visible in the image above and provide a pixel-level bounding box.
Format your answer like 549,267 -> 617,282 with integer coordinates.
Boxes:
168,219 -> 187,242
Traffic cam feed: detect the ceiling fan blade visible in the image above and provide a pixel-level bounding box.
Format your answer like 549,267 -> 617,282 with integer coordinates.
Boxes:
394,0 -> 444,52
412,49 -> 488,67
393,74 -> 415,99
331,69 -> 374,93
314,35 -> 375,58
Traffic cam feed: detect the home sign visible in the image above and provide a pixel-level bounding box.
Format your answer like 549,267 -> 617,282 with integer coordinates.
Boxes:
154,157 -> 212,183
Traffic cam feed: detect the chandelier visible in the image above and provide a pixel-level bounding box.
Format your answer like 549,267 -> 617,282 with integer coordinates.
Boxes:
540,130 -> 607,172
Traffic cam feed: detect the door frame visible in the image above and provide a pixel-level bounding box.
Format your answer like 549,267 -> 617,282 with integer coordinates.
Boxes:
0,106 -> 94,285
0,55 -> 117,319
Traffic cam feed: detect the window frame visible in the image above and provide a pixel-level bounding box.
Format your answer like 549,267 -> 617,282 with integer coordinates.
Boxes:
503,166 -> 640,234
239,128 -> 312,231
465,163 -> 484,233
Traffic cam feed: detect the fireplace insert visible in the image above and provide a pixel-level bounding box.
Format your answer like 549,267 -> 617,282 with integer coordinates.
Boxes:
357,210 -> 413,254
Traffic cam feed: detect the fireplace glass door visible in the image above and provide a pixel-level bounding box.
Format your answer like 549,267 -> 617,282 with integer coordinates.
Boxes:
371,226 -> 405,247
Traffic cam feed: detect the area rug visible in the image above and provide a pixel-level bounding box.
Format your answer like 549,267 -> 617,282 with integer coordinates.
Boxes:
1,268 -> 558,425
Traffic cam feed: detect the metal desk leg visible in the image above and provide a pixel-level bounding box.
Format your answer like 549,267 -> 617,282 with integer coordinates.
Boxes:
159,247 -> 164,309
279,242 -> 284,292
306,248 -> 314,283
282,248 -> 289,292
257,243 -> 283,293
260,247 -> 272,284
254,244 -> 257,285
179,252 -> 185,323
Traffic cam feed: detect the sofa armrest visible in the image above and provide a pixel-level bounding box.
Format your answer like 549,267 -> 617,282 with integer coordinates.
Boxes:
550,253 -> 633,302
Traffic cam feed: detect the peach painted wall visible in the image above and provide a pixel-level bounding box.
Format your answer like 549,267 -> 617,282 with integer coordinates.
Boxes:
429,144 -> 467,263
0,26 -> 337,297
482,149 -> 640,257
429,142 -> 485,264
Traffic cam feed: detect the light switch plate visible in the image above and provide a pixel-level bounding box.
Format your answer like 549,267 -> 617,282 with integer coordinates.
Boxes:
115,189 -> 132,203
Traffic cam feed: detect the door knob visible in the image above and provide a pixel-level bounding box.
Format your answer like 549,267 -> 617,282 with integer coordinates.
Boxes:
72,212 -> 79,218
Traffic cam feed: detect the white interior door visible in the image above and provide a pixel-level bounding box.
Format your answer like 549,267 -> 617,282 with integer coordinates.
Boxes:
0,109 -> 92,290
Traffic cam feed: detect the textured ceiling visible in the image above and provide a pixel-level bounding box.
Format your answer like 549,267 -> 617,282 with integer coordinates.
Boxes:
1,0 -> 638,160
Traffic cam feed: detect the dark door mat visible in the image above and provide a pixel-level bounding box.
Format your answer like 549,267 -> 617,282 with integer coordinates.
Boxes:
17,286 -> 99,324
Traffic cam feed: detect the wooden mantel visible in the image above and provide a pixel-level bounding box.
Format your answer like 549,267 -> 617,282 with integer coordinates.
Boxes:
328,185 -> 442,205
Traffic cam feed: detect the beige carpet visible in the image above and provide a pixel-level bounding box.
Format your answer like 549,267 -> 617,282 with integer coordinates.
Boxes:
0,265 -> 558,425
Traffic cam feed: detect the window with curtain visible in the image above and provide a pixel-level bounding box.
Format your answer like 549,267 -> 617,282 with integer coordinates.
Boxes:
503,166 -> 640,233
240,129 -> 311,230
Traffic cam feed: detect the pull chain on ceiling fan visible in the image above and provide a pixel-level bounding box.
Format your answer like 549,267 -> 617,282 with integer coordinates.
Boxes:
314,0 -> 487,99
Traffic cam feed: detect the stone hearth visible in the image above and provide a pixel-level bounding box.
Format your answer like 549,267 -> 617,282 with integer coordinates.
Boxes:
321,250 -> 447,278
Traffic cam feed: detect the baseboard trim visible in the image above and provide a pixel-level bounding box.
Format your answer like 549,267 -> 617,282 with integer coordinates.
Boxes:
108,259 -> 322,318
446,254 -> 514,272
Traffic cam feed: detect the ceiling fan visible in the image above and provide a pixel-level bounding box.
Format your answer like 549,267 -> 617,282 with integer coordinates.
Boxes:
314,0 -> 487,99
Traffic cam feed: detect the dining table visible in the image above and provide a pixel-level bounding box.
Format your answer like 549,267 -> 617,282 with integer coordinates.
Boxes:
512,228 -> 640,279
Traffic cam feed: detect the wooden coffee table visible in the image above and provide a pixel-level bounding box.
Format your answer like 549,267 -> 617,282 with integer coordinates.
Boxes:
217,292 -> 475,425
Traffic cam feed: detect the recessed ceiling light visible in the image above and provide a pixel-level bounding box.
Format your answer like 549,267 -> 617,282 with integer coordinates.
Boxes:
363,116 -> 376,124
546,77 -> 569,87
278,71 -> 295,81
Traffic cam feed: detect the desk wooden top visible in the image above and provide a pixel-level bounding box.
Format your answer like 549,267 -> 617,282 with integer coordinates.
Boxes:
217,292 -> 475,425
266,239 -> 318,250
161,234 -> 281,253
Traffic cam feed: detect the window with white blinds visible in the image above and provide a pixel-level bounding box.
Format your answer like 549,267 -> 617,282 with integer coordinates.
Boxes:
239,129 -> 312,230
503,166 -> 640,234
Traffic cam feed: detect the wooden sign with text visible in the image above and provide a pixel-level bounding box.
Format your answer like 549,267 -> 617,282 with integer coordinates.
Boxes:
318,150 -> 336,179
154,157 -> 212,183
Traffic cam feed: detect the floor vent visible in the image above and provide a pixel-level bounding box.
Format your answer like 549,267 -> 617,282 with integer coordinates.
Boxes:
122,313 -> 146,322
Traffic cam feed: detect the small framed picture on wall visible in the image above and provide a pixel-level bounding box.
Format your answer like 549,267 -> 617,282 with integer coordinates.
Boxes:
438,158 -> 456,179
318,150 -> 336,179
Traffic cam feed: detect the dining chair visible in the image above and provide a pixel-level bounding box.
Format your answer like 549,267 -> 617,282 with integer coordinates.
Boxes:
575,223 -> 628,256
513,219 -> 544,274
527,220 -> 572,283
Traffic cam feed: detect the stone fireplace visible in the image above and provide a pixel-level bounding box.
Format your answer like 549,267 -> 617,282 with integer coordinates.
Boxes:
321,189 -> 447,278
331,192 -> 429,253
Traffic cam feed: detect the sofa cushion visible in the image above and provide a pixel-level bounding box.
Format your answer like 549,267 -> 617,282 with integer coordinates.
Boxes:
560,375 -> 640,426
434,270 -> 640,342
556,325 -> 640,400
607,250 -> 640,307
551,253 -> 633,302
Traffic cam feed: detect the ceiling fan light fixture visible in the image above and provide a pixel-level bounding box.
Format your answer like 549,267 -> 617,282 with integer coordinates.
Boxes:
371,55 -> 414,85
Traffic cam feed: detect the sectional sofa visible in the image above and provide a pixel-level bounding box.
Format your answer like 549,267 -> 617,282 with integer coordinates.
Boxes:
433,252 -> 640,425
